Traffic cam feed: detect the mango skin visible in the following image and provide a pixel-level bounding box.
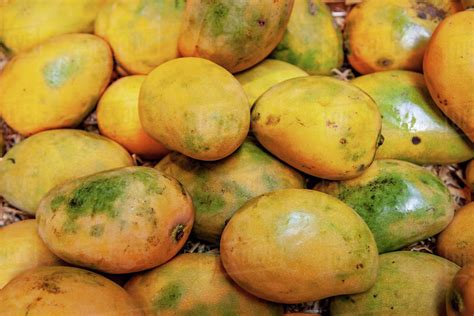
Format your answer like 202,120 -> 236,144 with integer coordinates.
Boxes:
0,220 -> 62,289
0,129 -> 133,215
220,189 -> 379,304
330,251 -> 460,316
0,0 -> 109,54
125,253 -> 283,316
317,159 -> 454,253
437,203 -> 474,267
156,139 -> 305,244
466,161 -> 474,189
0,33 -> 113,136
0,266 -> 143,315
95,0 -> 185,75
178,0 -> 294,73
36,167 -> 194,274
424,11 -> 474,141
446,265 -> 474,316
235,59 -> 308,106
251,76 -> 381,180
139,57 -> 250,161
345,0 -> 459,74
352,71 -> 474,164
271,0 -> 343,75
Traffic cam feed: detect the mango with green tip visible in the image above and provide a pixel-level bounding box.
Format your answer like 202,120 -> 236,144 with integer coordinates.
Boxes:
330,251 -> 460,315
156,139 -> 305,244
446,264 -> 474,316
271,0 -> 343,75
317,159 -> 454,253
36,166 -> 194,274
235,59 -> 308,106
125,253 -> 283,316
178,0 -> 294,73
351,70 -> 474,164
251,76 -> 381,180
0,33 -> 112,135
0,129 -> 133,215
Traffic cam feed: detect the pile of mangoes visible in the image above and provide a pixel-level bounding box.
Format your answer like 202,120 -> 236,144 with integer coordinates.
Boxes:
0,0 -> 473,315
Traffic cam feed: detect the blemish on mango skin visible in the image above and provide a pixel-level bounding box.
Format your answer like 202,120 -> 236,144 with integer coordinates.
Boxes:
152,282 -> 184,310
265,115 -> 280,125
43,56 -> 81,89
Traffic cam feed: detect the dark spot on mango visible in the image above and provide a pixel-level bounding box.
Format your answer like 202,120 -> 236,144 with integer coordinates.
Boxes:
326,120 -> 338,128
377,134 -> 385,147
340,138 -> 347,145
450,290 -> 462,312
40,281 -> 61,294
6,158 -> 15,164
412,136 -> 421,145
415,2 -> 446,20
266,115 -> 280,125
373,294 -> 378,298
358,164 -> 366,172
377,58 -> 393,68
172,224 -> 185,242
356,263 -> 364,269
252,112 -> 261,122
152,282 -> 184,310
257,19 -> 266,27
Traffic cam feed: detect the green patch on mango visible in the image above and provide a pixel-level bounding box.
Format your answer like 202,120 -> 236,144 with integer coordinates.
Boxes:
90,224 -> 105,237
43,56 -> 81,88
153,282 -> 185,310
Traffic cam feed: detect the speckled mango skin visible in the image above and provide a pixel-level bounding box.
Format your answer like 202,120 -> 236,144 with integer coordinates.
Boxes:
316,159 -> 454,253
36,167 -> 194,274
251,76 -> 381,180
139,57 -> 250,161
330,251 -> 460,315
125,253 -> 283,316
0,266 -> 143,315
156,139 -> 305,244
0,0 -> 110,54
466,161 -> 474,189
446,265 -> 474,316
235,59 -> 308,106
437,203 -> 474,267
345,0 -> 459,74
220,189 -> 379,304
178,0 -> 294,73
352,71 -> 474,164
0,33 -> 113,136
0,129 -> 133,215
0,220 -> 62,289
424,10 -> 474,141
271,0 -> 343,75
95,0 -> 185,75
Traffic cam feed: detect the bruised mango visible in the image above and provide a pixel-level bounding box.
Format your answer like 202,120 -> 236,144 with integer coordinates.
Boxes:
437,203 -> 474,267
178,0 -> 294,73
36,167 -> 194,274
0,220 -> 62,289
0,33 -> 112,135
251,76 -> 381,180
125,253 -> 282,316
221,189 -> 379,304
330,251 -> 460,315
0,129 -> 133,215
235,59 -> 308,106
447,265 -> 474,316
317,159 -> 454,253
345,0 -> 459,74
352,71 -> 474,164
0,266 -> 142,315
95,0 -> 185,75
271,0 -> 343,75
156,139 -> 305,244
424,10 -> 474,141
139,57 -> 249,161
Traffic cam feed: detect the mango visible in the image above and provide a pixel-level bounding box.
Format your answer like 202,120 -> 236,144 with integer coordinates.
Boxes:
447,265 -> 474,316
330,251 -> 460,315
424,10 -> 474,141
0,129 -> 133,215
178,0 -> 294,73
0,33 -> 112,135
251,76 -> 381,180
36,167 -> 194,274
345,0 -> 459,74
271,0 -> 343,75
0,220 -> 61,289
0,266 -> 142,315
220,189 -> 378,304
235,59 -> 308,106
352,71 -> 474,164
97,75 -> 169,159
125,253 -> 283,315
139,57 -> 249,161
156,139 -> 305,244
438,202 -> 474,266
317,159 -> 454,253
0,0 -> 109,54
466,161 -> 474,189
95,0 -> 185,75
